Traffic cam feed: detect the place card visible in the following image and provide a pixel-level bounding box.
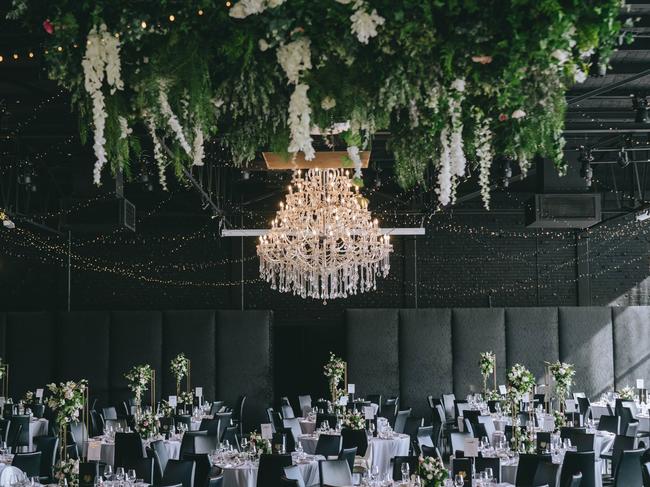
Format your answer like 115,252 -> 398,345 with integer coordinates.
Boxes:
35,389 -> 44,399
364,406 -> 374,420
87,441 -> 102,461
168,395 -> 177,407
195,387 -> 203,397
338,395 -> 349,406
464,437 -> 479,457
638,379 -> 645,389
261,423 -> 273,440
499,385 -> 507,395
347,383 -> 355,394
522,393 -> 529,403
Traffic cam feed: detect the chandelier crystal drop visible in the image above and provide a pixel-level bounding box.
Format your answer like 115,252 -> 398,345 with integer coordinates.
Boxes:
257,168 -> 393,301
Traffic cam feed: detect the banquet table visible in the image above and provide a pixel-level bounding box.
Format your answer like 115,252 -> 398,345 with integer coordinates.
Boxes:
217,452 -> 321,487
298,432 -> 409,475
0,463 -> 25,487
85,437 -> 181,467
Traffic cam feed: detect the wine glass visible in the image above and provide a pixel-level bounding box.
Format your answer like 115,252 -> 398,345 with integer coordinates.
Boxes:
127,469 -> 136,484
454,474 -> 464,487
103,465 -> 113,481
115,467 -> 125,482
485,467 -> 494,483
400,462 -> 410,482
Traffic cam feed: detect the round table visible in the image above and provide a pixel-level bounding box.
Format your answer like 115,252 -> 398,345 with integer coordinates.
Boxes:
298,432 -> 409,476
218,453 -> 321,487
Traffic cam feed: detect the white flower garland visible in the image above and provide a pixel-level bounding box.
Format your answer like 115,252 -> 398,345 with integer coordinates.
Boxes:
347,145 -> 362,180
192,126 -> 205,167
436,126 -> 452,206
475,115 -> 494,210
82,24 -> 123,186
276,37 -> 312,85
349,5 -> 385,44
144,113 -> 168,191
287,83 -> 315,160
118,116 -> 132,140
229,0 -> 286,19
158,84 -> 192,157
449,79 -> 466,179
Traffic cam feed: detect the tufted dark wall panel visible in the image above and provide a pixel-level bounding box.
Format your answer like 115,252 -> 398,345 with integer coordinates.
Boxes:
452,308 -> 506,397
58,312 -> 111,403
216,310 -> 272,432
399,309 -> 452,418
559,307 -> 614,397
506,308 -> 559,380
163,310 -> 217,400
0,314 -> 6,359
612,306 -> 650,388
7,312 -> 54,397
346,309 -> 400,400
109,311 -> 164,405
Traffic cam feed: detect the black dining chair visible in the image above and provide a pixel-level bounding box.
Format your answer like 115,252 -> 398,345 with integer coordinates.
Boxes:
159,416 -> 175,437
256,454 -> 292,487
221,425 -> 239,449
133,457 -> 155,485
232,395 -> 247,437
8,415 -> 30,452
208,402 -> 224,416
515,453 -> 541,487
318,459 -> 353,487
403,416 -> 423,447
315,434 -> 341,458
611,448 -> 644,487
283,465 -> 306,487
0,419 -> 10,445
338,447 -> 356,474
114,432 -> 144,470
341,428 -> 368,457
391,456 -> 418,482
393,409 -> 412,434
533,459 -> 558,487
272,428 -> 296,453
180,431 -> 208,457
417,425 -> 434,450
297,395 -> 312,413
559,451 -> 595,487
198,418 -> 220,437
161,459 -> 196,487
102,407 -> 118,420
601,434 -> 634,475
420,444 -> 441,461
194,435 -> 218,455
315,413 -> 337,431
214,412 -> 232,441
642,461 -> 650,487
34,435 -> 58,483
12,451 -> 42,478
182,453 -> 212,487
598,415 -> 621,435
175,415 -> 193,431
151,439 -> 171,483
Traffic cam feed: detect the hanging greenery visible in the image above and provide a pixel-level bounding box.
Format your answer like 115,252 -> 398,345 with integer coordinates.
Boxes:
8,0 -> 628,208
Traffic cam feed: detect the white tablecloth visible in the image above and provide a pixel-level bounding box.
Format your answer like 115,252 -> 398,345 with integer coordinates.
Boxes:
219,453 -> 320,487
299,420 -> 316,435
298,433 -> 409,476
0,464 -> 25,487
86,437 -> 181,467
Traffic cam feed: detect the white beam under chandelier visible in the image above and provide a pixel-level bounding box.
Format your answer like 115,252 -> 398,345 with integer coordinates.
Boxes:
256,168 -> 393,301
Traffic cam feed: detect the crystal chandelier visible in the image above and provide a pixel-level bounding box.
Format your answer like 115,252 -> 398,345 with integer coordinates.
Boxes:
257,168 -> 392,301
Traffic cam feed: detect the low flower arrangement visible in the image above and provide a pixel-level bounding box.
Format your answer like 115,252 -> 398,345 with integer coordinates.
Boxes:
54,457 -> 79,487
124,364 -> 153,406
159,400 -> 174,418
323,352 -> 346,403
548,361 -> 575,404
170,353 -> 189,394
248,431 -> 272,455
484,389 -> 502,401
417,456 -> 447,487
178,391 -> 194,406
21,390 -> 34,405
134,411 -> 159,439
342,411 -> 365,430
618,385 -> 636,401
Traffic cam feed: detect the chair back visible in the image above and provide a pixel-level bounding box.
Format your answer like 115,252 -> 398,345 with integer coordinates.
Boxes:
341,428 -> 368,457
532,459 -> 557,487
315,413 -> 337,430
574,432 -> 595,452
182,453 -> 210,487
221,426 -> 239,449
8,415 -> 30,450
559,451 -> 595,487
283,465 -> 306,487
314,434 -> 341,458
256,454 -> 292,487
391,456 -> 418,482
281,404 -> 295,420
175,415 -> 192,431
214,412 -> 232,440
613,448 -> 644,487
366,395 -> 382,409
318,459 -> 352,487
626,421 -> 640,438
272,428 -> 296,454
209,401 -> 224,416
475,457 -> 500,482
515,453 -> 540,487
297,395 -> 312,413
420,445 -> 440,460
441,394 -> 455,420
161,459 -> 196,487
34,435 -> 59,480
180,431 -> 208,457
337,447 -> 356,474
611,435 -> 635,474
103,407 -> 118,420
233,395 -> 246,426
417,426 -> 434,449
450,432 -> 471,455
642,461 -> 650,487
198,419 -> 220,437
598,415 -> 620,435
282,418 -> 302,444
114,432 -> 144,470
159,416 -> 175,436
393,409 -> 411,434
0,420 -> 9,445
133,457 -> 154,484
151,439 -> 171,481
194,435 -> 218,455
577,397 -> 591,418
12,452 -> 42,478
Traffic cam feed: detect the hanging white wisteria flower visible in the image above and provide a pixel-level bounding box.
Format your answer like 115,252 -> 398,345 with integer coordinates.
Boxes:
474,113 -> 494,210
349,4 -> 385,44
229,0 -> 266,18
118,116 -> 132,140
192,126 -> 205,166
82,24 -> 123,186
287,83 -> 315,160
158,84 -> 192,157
321,96 -> 336,111
436,127 -> 452,207
144,113 -> 168,191
449,79 -> 467,179
276,37 -> 312,85
347,145 -> 362,180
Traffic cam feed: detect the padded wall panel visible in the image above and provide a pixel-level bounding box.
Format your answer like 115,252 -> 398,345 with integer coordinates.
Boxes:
58,312 -> 110,403
559,307 -> 614,397
110,311 -> 163,405
452,308 -> 505,396
346,309 -> 399,399
506,308 -> 559,380
612,307 -> 650,388
7,312 -> 54,397
163,310 -> 216,399
399,309 -> 452,418
0,314 -> 6,360
217,310 -> 272,432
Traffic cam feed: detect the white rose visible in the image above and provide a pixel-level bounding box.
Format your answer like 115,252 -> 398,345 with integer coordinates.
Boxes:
574,69 -> 587,84
511,109 -> 526,119
451,78 -> 466,92
259,39 -> 270,52
551,49 -> 570,64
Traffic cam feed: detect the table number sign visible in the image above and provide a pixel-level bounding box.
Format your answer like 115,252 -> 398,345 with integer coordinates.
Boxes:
364,406 -> 374,420
87,441 -> 102,461
499,385 -> 507,395
347,384 -> 355,394
195,387 -> 203,397
464,437 -> 479,457
168,396 -> 177,407
35,388 -> 44,400
261,423 -> 273,440
637,379 -> 645,389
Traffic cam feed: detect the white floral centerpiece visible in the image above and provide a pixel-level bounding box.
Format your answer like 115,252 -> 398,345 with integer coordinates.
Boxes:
548,361 -> 575,408
134,410 -> 159,439
417,456 -> 447,487
54,458 -> 79,487
552,409 -> 566,431
178,391 -> 194,412
507,364 -> 535,450
170,353 -> 189,395
248,430 -> 272,455
618,385 -> 636,401
323,352 -> 346,403
159,399 -> 174,418
342,410 -> 365,430
479,351 -> 496,393
124,364 -> 153,410
21,390 -> 34,405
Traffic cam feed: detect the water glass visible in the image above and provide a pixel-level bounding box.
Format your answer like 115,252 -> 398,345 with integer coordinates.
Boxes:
401,462 -> 410,482
127,469 -> 136,483
103,465 -> 113,481
115,467 -> 125,482
454,474 -> 464,487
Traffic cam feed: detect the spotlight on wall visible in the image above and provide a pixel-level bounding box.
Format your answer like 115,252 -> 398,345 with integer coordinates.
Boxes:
634,95 -> 650,124
617,148 -> 630,168
578,147 -> 594,187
